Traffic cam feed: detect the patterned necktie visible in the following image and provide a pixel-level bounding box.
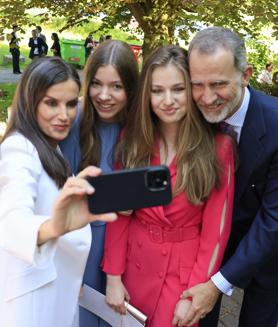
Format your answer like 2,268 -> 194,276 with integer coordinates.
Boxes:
219,122 -> 238,143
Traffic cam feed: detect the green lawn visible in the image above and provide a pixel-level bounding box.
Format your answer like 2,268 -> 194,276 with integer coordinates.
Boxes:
0,44 -> 31,121
0,83 -> 16,121
0,44 -> 31,70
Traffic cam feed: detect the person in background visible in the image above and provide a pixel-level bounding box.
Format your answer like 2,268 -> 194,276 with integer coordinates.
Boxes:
60,40 -> 139,327
50,32 -> 61,57
105,35 -> 112,41
28,29 -> 48,60
103,45 -> 235,327
36,25 -> 48,55
8,24 -> 21,74
0,56 -> 116,327
273,70 -> 278,84
272,71 -> 278,97
257,62 -> 273,85
84,32 -> 94,62
180,26 -> 278,327
99,35 -> 105,44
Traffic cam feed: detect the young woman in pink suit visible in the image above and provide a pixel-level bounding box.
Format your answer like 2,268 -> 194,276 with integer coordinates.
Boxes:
102,45 -> 235,327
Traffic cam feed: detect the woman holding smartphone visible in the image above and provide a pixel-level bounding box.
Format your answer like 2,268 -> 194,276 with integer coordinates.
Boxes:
103,45 -> 235,327
60,40 -> 139,326
0,57 -> 116,327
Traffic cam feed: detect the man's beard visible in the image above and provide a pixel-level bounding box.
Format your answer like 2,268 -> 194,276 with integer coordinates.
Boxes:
198,91 -> 242,123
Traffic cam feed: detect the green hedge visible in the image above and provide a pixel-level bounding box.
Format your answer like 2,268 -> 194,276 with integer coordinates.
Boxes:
250,78 -> 278,98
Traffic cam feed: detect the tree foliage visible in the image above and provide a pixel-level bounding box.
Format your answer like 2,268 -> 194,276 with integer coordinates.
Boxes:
0,0 -> 277,57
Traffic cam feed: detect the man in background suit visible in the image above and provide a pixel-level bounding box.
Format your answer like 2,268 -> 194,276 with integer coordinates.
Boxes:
36,25 -> 48,55
180,26 -> 278,327
28,29 -> 48,60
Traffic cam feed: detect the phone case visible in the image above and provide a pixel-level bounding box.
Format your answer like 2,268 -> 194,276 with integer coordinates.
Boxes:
87,165 -> 172,214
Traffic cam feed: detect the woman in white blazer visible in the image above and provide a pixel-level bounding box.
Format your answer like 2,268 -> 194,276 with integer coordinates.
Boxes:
0,57 -> 116,327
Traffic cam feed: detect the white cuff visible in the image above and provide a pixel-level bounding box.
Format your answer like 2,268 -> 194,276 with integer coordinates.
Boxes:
211,272 -> 234,296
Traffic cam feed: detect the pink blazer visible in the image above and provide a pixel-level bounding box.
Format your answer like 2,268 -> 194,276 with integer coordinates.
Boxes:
103,134 -> 234,325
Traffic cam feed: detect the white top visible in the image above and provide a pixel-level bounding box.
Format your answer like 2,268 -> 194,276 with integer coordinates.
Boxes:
33,38 -> 39,55
0,133 -> 91,327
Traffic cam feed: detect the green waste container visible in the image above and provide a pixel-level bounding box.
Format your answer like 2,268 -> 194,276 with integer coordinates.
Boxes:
61,39 -> 85,67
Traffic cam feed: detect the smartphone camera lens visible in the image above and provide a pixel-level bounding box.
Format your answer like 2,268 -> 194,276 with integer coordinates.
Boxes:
146,169 -> 168,191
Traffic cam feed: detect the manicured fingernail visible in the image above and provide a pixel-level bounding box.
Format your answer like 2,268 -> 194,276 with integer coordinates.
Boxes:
87,185 -> 94,192
109,213 -> 117,220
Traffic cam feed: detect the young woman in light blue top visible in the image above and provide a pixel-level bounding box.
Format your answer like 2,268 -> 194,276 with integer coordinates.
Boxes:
60,40 -> 139,326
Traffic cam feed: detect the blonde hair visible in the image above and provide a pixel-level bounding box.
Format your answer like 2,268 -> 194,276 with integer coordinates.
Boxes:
118,45 -> 219,204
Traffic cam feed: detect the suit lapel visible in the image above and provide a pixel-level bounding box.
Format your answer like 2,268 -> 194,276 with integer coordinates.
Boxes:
235,89 -> 266,201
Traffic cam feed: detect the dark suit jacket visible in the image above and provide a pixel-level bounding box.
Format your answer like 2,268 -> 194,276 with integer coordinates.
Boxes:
221,87 -> 278,289
28,37 -> 48,59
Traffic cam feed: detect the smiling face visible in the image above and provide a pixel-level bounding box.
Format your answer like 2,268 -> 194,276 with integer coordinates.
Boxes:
36,79 -> 79,147
189,47 -> 251,123
89,65 -> 128,122
151,63 -> 187,128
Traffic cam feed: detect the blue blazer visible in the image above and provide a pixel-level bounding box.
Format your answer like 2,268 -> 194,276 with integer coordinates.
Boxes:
221,87 -> 278,288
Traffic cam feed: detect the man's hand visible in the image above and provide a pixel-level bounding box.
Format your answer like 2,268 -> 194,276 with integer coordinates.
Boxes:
180,280 -> 221,326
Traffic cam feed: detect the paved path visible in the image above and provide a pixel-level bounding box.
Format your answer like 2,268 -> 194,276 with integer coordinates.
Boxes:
0,67 -> 22,83
218,288 -> 243,327
0,66 -> 83,84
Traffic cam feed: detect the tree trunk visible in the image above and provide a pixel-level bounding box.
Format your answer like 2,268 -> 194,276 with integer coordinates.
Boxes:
128,1 -> 176,62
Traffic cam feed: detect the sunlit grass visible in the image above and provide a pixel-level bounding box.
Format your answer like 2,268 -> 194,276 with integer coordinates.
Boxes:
0,43 -> 31,70
0,83 -> 16,122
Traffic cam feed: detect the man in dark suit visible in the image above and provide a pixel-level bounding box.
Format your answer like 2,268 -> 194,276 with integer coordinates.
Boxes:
28,29 -> 48,60
178,26 -> 278,327
36,26 -> 48,55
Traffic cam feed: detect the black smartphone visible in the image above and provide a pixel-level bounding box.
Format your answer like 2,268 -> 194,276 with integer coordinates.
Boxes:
87,165 -> 172,214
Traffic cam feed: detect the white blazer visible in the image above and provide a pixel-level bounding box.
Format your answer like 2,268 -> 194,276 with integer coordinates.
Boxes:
0,133 -> 91,327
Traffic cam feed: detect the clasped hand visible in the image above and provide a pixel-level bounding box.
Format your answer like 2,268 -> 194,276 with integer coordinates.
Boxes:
174,280 -> 221,326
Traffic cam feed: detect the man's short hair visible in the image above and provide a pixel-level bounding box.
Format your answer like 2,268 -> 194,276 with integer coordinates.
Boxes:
189,26 -> 247,73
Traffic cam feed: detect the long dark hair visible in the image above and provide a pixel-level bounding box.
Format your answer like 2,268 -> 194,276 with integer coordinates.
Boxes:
2,56 -> 81,188
79,40 -> 139,170
51,32 -> 59,42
